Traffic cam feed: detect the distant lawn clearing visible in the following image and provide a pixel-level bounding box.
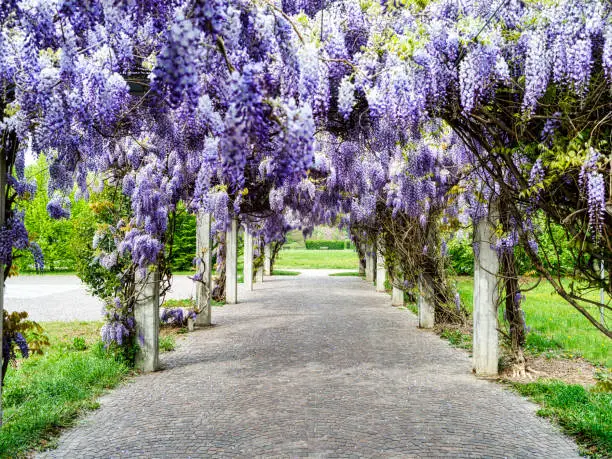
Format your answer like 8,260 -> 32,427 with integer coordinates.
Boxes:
275,249 -> 359,270
455,277 -> 611,367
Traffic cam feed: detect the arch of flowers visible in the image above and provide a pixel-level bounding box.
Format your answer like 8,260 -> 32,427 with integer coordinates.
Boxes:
0,0 -> 610,424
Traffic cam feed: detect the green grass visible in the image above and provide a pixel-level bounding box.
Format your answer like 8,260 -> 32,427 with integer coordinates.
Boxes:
454,277 -> 611,367
513,380 -> 612,457
1,321 -> 129,457
272,270 -> 301,276
275,249 -> 359,269
439,328 -> 472,350
159,335 -> 176,352
328,271 -> 361,277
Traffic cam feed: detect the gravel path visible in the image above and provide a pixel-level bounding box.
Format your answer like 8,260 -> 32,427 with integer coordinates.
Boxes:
40,270 -> 579,458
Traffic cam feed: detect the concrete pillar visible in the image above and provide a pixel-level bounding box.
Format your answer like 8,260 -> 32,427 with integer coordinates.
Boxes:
392,285 -> 404,306
256,266 -> 264,283
243,228 -> 254,291
134,269 -> 160,372
195,211 -> 212,326
473,215 -> 500,376
226,218 -> 238,304
365,243 -> 376,283
376,245 -> 386,292
263,244 -> 271,275
418,275 -> 435,328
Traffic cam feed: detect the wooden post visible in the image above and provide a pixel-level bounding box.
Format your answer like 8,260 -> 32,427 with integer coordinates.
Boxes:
195,211 -> 212,326
134,269 -> 160,372
226,218 -> 238,304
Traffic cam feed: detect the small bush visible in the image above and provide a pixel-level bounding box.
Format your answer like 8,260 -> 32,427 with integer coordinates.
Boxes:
304,240 -> 347,250
159,336 -> 176,353
72,337 -> 87,351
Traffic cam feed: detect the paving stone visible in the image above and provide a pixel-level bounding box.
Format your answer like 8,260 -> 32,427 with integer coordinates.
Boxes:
40,270 -> 579,458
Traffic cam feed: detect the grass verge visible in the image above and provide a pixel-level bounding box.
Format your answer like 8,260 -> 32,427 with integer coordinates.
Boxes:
1,321 -> 129,457
454,277 -> 611,367
512,380 -> 612,457
328,271 -> 361,277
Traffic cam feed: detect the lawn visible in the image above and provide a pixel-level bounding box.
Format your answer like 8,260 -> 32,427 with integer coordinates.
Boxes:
275,249 -> 359,269
454,277 -> 611,367
513,380 -> 612,457
1,322 -> 129,457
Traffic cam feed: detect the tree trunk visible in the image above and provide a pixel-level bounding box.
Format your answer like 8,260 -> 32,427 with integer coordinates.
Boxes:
212,231 -> 226,302
499,199 -> 528,376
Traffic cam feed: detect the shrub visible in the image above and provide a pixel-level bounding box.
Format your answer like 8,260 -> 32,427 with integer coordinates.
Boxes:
305,240 -> 347,250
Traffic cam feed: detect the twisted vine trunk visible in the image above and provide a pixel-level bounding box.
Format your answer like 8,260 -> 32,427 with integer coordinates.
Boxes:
269,240 -> 283,274
421,216 -> 467,325
212,231 -> 226,302
499,198 -> 528,375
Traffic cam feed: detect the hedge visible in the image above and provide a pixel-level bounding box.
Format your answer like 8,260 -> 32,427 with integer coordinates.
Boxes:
305,240 -> 352,250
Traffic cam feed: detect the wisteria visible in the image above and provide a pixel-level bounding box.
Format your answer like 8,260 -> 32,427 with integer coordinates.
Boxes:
0,0 -> 609,385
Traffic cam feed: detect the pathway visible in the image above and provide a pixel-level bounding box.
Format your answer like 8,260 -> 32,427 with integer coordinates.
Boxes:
41,270 -> 579,458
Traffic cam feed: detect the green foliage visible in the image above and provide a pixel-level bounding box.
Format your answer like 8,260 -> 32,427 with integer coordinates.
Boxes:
168,207 -> 196,271
447,235 -> 474,275
15,156 -> 93,272
71,337 -> 87,351
439,328 -> 472,350
72,187 -> 131,300
162,298 -> 195,309
304,240 -> 348,250
513,381 -> 612,457
159,335 -> 175,353
446,217 -> 576,277
2,311 -> 50,385
1,322 -> 128,457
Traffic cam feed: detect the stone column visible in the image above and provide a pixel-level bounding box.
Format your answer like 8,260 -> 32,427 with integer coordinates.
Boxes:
376,245 -> 386,292
365,243 -> 376,283
473,215 -> 500,376
263,244 -> 271,276
243,228 -> 254,291
226,218 -> 238,304
418,275 -> 435,328
134,269 -> 160,372
392,284 -> 404,307
256,266 -> 264,283
195,211 -> 212,326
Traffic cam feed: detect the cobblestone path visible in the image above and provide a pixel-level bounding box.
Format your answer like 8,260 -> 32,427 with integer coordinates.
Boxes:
42,270 -> 579,458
